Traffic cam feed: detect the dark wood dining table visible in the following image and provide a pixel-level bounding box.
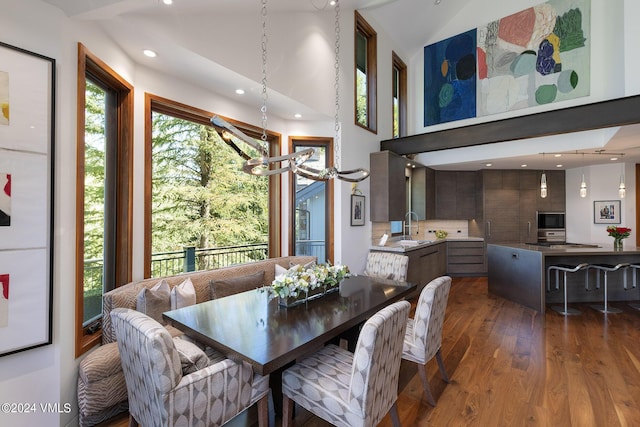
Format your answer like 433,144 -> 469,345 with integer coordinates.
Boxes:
163,274 -> 416,376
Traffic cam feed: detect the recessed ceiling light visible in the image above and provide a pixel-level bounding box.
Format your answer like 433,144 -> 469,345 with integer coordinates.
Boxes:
556,164 -> 563,168
162,0 -> 173,5
235,89 -> 245,95
554,154 -> 562,157
485,163 -> 492,167
143,49 -> 157,58
521,164 -> 527,168
610,157 -> 618,161
434,0 -> 442,4
294,113 -> 302,119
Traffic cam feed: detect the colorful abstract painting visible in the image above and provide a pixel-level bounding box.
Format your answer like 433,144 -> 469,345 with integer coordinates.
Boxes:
0,274 -> 8,328
424,29 -> 477,126
424,0 -> 590,126
0,173 -> 9,226
477,0 -> 590,116
0,70 -> 8,125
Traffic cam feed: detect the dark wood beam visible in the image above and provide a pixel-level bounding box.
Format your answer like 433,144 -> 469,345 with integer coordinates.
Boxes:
380,95 -> 640,155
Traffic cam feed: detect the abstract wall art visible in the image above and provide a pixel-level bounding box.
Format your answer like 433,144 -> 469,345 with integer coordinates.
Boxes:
0,41 -> 55,357
424,0 -> 590,126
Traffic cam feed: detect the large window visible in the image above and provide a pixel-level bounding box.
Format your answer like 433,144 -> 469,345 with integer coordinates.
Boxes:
75,44 -> 133,356
145,95 -> 281,278
289,137 -> 334,264
392,52 -> 407,138
355,11 -> 377,133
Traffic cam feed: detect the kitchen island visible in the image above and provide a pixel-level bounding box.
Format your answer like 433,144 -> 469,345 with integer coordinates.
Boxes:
487,243 -> 640,312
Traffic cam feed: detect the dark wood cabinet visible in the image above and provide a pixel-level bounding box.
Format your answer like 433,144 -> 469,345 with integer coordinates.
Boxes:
405,242 -> 447,290
410,166 -> 435,220
446,241 -> 486,276
478,169 -> 565,244
434,171 -> 476,219
370,151 -> 407,221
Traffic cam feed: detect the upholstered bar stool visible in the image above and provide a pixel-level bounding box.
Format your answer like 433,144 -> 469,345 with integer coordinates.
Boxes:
547,263 -> 589,315
627,263 -> 640,311
587,263 -> 629,314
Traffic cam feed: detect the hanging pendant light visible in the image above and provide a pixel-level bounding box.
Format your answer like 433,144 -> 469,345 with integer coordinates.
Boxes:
579,153 -> 587,198
619,156 -> 626,198
540,153 -> 547,198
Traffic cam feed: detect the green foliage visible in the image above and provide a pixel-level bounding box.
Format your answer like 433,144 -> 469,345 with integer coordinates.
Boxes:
151,113 -> 269,253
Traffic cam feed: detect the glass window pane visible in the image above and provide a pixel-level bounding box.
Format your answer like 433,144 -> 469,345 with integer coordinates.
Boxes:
83,80 -> 106,326
294,146 -> 327,263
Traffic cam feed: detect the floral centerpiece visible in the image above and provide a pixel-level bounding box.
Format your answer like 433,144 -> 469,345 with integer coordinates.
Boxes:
606,226 -> 631,249
269,262 -> 350,307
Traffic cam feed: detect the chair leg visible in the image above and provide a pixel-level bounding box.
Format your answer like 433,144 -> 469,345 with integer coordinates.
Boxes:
435,349 -> 450,383
418,364 -> 437,406
282,395 -> 294,427
257,393 -> 269,427
128,415 -> 139,427
389,401 -> 402,427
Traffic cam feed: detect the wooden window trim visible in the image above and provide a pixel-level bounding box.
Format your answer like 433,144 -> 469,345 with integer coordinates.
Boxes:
75,43 -> 134,357
288,137 -> 334,263
144,93 -> 282,278
355,11 -> 377,134
392,51 -> 407,138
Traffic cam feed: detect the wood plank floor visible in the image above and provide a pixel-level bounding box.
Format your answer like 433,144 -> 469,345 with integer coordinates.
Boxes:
101,276 -> 640,426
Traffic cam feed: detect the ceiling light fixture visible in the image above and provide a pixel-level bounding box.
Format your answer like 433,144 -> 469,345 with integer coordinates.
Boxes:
143,49 -> 157,58
294,113 -> 302,119
212,0 -> 368,182
619,154 -> 626,198
540,153 -> 547,198
162,0 -> 173,5
235,89 -> 245,95
580,153 -> 587,198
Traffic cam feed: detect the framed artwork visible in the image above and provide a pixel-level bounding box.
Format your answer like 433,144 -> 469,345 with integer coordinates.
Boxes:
350,195 -> 365,226
594,200 -> 620,224
0,41 -> 55,357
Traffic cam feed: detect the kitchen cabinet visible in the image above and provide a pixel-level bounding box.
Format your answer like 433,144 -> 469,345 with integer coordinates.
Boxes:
370,151 -> 407,221
405,242 -> 447,290
446,241 -> 486,276
478,169 -> 565,244
434,171 -> 476,219
410,166 -> 435,220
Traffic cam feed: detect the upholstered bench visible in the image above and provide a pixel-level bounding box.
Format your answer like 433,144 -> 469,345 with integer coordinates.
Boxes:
77,255 -> 315,427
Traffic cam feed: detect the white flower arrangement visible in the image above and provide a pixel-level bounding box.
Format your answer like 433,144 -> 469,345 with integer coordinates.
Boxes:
269,262 -> 350,300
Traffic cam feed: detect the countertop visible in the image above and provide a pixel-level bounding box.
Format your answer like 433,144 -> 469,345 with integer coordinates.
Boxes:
371,237 -> 484,253
488,242 -> 640,255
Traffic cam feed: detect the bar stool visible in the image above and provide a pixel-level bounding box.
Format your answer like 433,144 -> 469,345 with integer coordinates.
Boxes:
587,263 -> 629,314
628,263 -> 640,311
547,263 -> 589,315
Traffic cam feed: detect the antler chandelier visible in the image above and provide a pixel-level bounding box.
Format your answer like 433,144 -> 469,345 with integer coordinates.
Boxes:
212,0 -> 369,183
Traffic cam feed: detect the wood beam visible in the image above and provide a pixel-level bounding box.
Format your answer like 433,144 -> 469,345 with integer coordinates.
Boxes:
380,95 -> 640,155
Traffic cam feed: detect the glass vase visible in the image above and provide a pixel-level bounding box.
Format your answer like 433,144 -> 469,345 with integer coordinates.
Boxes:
613,238 -> 623,250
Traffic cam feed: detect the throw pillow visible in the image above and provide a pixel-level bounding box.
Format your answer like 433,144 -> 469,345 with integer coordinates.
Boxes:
210,270 -> 265,299
136,280 -> 170,324
170,277 -> 196,310
173,337 -> 209,375
275,260 -> 316,277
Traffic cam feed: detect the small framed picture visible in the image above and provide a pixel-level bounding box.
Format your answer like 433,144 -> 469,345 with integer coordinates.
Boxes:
594,200 -> 621,224
350,194 -> 365,226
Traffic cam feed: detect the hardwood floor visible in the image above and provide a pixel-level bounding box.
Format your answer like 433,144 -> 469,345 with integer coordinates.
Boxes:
101,276 -> 640,426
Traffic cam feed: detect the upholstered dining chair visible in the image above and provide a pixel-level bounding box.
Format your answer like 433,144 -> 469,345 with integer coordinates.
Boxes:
402,275 -> 452,406
364,252 -> 409,282
281,300 -> 410,427
110,308 -> 269,427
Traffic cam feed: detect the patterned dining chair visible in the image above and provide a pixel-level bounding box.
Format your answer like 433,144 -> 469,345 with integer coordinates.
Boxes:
364,252 -> 409,281
281,300 -> 410,427
402,275 -> 452,406
110,308 -> 269,427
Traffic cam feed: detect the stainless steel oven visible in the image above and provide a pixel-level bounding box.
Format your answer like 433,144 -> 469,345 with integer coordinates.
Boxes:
537,211 -> 566,242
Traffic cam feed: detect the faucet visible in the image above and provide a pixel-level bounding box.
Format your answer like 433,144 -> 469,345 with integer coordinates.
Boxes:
404,211 -> 419,240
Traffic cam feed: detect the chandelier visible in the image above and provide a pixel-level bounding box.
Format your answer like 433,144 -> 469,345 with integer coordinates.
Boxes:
212,0 -> 369,183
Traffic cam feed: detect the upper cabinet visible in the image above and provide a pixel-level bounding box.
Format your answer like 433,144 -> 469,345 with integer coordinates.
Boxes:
410,166 -> 435,220
434,171 -> 476,219
370,151 -> 407,221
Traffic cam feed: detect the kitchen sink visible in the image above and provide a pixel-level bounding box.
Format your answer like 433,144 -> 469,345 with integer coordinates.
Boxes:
399,239 -> 432,246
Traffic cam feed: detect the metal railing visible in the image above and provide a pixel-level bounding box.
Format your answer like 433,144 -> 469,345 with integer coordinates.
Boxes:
295,239 -> 326,263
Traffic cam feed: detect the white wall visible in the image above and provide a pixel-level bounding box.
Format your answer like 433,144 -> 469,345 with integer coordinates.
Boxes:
566,162 -> 636,246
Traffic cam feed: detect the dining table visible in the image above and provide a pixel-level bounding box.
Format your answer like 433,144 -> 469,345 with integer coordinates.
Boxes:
162,274 -> 417,376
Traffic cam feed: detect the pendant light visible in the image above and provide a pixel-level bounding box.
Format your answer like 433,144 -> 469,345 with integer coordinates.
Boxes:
579,153 -> 587,198
618,154 -> 626,198
540,154 -> 547,198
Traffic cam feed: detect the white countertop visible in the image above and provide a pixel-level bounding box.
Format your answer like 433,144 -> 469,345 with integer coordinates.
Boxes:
370,237 -> 484,253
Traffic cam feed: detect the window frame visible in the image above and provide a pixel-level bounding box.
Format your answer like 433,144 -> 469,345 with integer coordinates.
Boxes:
75,43 -> 134,357
288,136 -> 335,264
354,11 -> 378,134
392,51 -> 407,138
144,93 -> 282,278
